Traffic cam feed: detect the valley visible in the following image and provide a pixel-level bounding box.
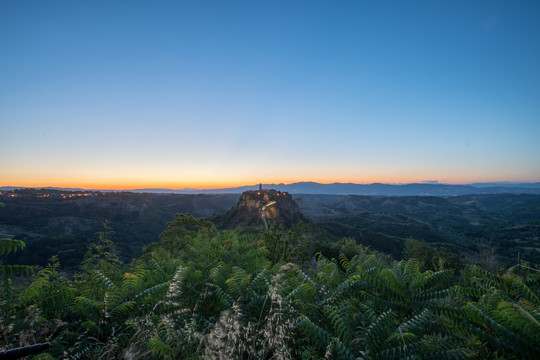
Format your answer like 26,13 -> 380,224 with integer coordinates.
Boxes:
1,189 -> 539,270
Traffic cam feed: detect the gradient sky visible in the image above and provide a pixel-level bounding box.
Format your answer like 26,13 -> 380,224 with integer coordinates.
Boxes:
1,0 -> 540,189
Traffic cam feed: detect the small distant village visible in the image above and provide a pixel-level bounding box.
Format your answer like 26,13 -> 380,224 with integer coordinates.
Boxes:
0,189 -> 106,199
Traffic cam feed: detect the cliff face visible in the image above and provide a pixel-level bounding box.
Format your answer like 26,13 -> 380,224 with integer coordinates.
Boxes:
214,189 -> 307,229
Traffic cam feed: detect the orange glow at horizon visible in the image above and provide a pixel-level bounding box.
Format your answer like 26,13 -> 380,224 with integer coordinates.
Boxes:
2,173 -> 538,190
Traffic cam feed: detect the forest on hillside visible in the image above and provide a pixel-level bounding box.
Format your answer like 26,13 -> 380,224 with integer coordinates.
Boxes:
2,212 -> 540,359
1,190 -> 539,270
0,191 -> 238,269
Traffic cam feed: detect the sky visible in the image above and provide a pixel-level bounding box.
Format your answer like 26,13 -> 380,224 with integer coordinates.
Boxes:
1,0 -> 540,189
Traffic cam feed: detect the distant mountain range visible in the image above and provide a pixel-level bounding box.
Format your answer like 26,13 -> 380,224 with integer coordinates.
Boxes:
2,182 -> 540,196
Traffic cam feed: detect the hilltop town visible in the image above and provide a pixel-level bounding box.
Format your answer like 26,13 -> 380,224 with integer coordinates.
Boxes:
240,184 -> 293,205
212,184 -> 306,229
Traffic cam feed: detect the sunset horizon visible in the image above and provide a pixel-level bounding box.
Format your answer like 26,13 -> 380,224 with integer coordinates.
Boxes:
2,177 -> 540,192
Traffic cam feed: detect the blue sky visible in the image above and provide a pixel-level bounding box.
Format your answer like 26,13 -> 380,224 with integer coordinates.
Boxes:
1,0 -> 539,188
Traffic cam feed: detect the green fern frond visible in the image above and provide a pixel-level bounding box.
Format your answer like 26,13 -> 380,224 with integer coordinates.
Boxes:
71,344 -> 95,360
297,315 -> 332,347
413,269 -> 453,292
504,274 -> 539,304
328,305 -> 355,345
364,310 -> 398,352
122,266 -> 149,292
452,285 -> 484,303
383,331 -> 417,347
135,282 -> 170,301
0,264 -> 34,276
110,300 -> 136,318
20,267 -> 53,303
399,308 -> 435,336
468,265 -> 497,287
95,270 -> 116,290
74,296 -> 101,321
317,275 -> 364,307
0,238 -> 26,256
246,268 -> 270,295
465,302 -> 540,358
495,300 -> 540,344
370,342 -> 421,360
291,267 -> 319,296
40,285 -> 75,311
165,264 -> 186,299
375,267 -> 407,299
422,346 -> 468,360
244,246 -> 270,262
283,282 -> 316,304
413,288 -> 452,303
81,319 -> 100,335
149,259 -> 168,282
214,284 -> 234,309
403,259 -> 420,281
357,290 -> 400,312
338,254 -> 350,273
225,267 -> 251,299
209,263 -> 225,283
327,338 -> 356,360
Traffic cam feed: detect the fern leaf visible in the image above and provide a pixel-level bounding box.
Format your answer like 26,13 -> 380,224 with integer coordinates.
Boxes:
364,310 -> 397,352
110,300 -> 136,318
0,238 -> 26,256
0,264 -> 34,276
297,315 -> 332,347
214,284 -> 234,309
95,270 -> 116,290
135,282 -> 170,301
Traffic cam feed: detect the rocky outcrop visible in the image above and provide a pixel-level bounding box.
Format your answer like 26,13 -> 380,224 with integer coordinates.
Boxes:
213,189 -> 307,229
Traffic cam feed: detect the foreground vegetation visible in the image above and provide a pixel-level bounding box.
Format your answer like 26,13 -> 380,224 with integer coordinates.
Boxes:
1,214 -> 540,359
